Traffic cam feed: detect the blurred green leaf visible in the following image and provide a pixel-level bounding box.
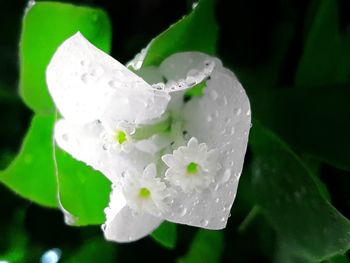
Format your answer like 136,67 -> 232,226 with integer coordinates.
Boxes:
0,210 -> 28,263
295,0 -> 350,86
327,254 -> 350,263
55,147 -> 110,226
177,230 -> 224,263
251,86 -> 350,171
63,236 -> 116,263
151,221 -> 177,249
0,115 -> 57,207
20,2 -> 112,114
142,0 -> 218,67
250,121 -> 350,261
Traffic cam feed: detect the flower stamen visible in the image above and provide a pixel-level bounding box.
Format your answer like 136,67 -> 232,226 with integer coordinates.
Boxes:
186,162 -> 199,174
115,130 -> 127,144
139,187 -> 151,199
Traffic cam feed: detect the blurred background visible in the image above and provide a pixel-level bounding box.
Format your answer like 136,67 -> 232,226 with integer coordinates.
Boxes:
1,0 -> 350,262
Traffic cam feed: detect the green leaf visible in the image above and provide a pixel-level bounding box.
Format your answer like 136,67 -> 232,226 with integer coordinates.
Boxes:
295,0 -> 350,86
19,2 -> 112,114
55,147 -> 110,226
151,221 -> 177,249
0,210 -> 28,262
177,230 -> 224,263
0,115 -> 57,207
251,86 -> 350,171
142,0 -> 218,67
63,236 -> 117,263
250,121 -> 350,261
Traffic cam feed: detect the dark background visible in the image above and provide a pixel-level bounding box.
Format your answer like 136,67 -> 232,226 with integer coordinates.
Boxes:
1,0 -> 350,262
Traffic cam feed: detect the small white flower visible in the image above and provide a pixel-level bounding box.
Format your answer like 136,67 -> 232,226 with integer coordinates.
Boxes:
101,121 -> 135,153
122,163 -> 169,216
162,137 -> 219,193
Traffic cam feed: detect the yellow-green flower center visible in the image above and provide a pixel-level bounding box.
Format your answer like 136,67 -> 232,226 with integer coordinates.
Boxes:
139,187 -> 151,199
187,162 -> 199,174
115,130 -> 127,144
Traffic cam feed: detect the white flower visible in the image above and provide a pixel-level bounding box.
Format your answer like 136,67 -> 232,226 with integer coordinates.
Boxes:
47,32 -> 251,242
122,163 -> 169,216
101,121 -> 135,153
162,137 -> 220,193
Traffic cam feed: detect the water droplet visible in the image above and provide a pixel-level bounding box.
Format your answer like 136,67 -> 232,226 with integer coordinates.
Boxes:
246,109 -> 251,116
209,90 -> 218,100
176,205 -> 187,217
203,60 -> 215,74
81,73 -> 90,84
220,217 -> 226,222
207,115 -> 213,122
108,80 -> 120,89
185,76 -> 197,86
215,198 -> 220,203
152,82 -> 165,90
200,219 -> 209,227
91,66 -> 104,77
234,108 -> 242,116
220,169 -> 231,184
230,127 -> 235,135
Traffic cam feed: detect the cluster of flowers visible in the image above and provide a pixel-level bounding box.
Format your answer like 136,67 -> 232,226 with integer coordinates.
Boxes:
46,33 -> 251,242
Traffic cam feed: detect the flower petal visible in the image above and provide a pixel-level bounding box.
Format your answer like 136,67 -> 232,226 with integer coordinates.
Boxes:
160,52 -> 251,230
46,32 -> 170,126
54,119 -> 154,183
103,188 -> 163,242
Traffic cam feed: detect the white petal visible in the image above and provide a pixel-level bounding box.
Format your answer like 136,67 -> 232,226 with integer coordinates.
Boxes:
104,188 -> 162,242
46,32 -> 170,126
143,163 -> 156,178
54,119 -> 106,172
161,52 -> 251,230
158,52 -> 217,115
54,119 -> 154,183
135,133 -> 172,155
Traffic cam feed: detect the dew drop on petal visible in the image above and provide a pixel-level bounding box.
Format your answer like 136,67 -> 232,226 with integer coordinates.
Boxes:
91,66 -> 104,77
61,134 -> 69,141
185,75 -> 197,86
220,169 -> 231,184
81,73 -> 89,84
234,108 -> 242,116
200,219 -> 209,227
176,205 -> 187,217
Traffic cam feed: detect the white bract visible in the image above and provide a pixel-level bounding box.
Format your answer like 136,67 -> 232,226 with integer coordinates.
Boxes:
47,32 -> 251,242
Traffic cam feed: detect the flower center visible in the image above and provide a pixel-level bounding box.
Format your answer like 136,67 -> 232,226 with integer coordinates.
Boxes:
186,162 -> 199,174
139,187 -> 151,199
115,130 -> 127,144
